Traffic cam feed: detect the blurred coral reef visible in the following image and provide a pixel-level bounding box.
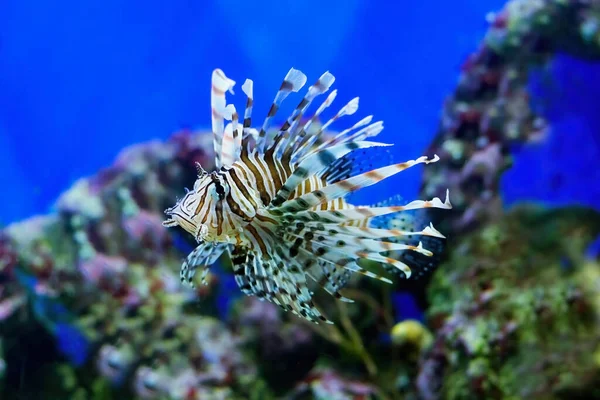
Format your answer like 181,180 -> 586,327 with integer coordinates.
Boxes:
421,0 -> 600,236
421,206 -> 600,399
2,0 -> 600,399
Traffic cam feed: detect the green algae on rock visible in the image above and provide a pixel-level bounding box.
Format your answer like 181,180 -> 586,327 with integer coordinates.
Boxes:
421,205 -> 600,399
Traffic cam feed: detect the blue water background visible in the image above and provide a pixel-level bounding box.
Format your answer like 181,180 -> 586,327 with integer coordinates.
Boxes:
0,1 -> 598,222
0,0 -> 519,224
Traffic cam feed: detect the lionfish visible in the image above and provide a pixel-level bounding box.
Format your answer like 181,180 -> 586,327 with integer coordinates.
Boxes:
162,68 -> 451,323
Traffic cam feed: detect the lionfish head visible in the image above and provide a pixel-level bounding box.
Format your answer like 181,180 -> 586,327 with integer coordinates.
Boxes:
162,165 -> 236,243
162,192 -> 206,240
162,169 -> 212,240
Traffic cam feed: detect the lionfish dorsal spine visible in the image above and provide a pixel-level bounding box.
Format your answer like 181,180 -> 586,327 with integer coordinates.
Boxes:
256,68 -> 307,153
274,71 -> 336,157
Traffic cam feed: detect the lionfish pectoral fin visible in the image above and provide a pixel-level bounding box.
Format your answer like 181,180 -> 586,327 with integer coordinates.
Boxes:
231,243 -> 334,324
304,260 -> 355,303
273,191 -> 451,287
265,155 -> 450,314
180,242 -> 229,287
423,223 -> 446,239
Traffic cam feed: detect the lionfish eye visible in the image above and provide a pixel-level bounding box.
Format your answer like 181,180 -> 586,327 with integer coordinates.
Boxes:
215,183 -> 225,200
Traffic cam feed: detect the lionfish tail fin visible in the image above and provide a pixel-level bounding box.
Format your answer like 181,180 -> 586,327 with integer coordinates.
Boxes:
369,194 -> 450,280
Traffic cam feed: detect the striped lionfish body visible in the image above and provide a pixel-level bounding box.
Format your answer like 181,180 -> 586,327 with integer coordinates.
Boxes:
162,68 -> 452,323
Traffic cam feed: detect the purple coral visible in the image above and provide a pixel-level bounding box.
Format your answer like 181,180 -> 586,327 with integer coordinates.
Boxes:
420,0 -> 600,235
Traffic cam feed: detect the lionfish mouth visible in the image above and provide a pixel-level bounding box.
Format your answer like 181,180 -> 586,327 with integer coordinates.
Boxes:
162,207 -> 179,227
